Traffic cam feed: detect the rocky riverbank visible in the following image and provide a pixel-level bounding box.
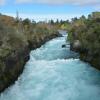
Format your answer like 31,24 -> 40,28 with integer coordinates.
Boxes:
70,41 -> 100,70
0,31 -> 61,93
0,14 -> 62,93
68,12 -> 100,70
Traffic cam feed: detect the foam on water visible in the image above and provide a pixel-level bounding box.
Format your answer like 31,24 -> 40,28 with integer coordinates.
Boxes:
0,34 -> 100,100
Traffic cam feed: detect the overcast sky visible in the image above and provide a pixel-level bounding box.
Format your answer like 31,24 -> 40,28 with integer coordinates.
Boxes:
0,0 -> 100,21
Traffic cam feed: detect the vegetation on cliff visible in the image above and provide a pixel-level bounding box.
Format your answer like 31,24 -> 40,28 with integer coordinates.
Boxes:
67,12 -> 100,69
0,14 -> 61,92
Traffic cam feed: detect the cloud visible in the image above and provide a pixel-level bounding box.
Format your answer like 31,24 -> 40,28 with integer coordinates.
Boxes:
16,0 -> 100,6
0,0 -> 5,5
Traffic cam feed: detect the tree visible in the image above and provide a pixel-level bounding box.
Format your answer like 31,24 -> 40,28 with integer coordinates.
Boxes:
49,19 -> 54,25
55,19 -> 59,24
22,18 -> 31,25
71,17 -> 78,22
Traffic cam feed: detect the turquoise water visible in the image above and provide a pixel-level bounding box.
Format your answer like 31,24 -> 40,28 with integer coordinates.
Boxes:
0,35 -> 100,100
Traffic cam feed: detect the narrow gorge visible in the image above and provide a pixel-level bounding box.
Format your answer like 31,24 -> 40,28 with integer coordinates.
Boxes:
0,31 -> 100,100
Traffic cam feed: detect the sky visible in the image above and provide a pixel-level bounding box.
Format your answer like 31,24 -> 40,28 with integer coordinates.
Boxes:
0,0 -> 100,21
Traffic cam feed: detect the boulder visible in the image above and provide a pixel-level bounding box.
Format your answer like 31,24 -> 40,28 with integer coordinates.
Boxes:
62,44 -> 66,48
70,40 -> 82,52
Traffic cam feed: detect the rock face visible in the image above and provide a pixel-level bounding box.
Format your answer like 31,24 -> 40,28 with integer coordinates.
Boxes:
0,32 -> 61,93
0,46 -> 30,92
79,50 -> 100,70
70,39 -> 100,70
28,33 -> 61,50
70,40 -> 82,52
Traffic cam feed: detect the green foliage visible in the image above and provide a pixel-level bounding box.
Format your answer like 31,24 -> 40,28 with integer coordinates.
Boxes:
22,18 -> 31,25
0,14 -> 59,59
68,12 -> 100,55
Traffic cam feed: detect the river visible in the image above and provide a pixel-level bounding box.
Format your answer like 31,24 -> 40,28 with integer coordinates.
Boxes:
0,32 -> 100,100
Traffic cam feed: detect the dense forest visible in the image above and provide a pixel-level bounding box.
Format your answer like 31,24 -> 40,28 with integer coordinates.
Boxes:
67,12 -> 100,70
